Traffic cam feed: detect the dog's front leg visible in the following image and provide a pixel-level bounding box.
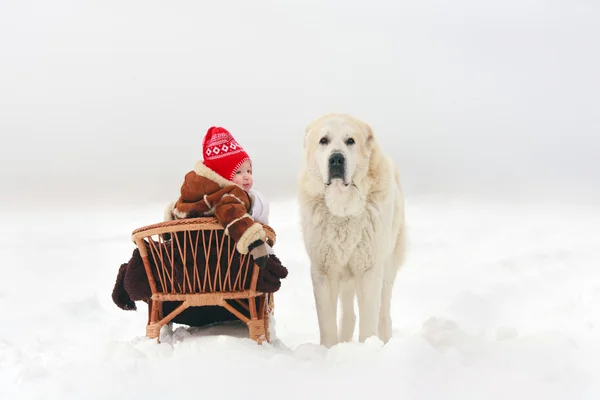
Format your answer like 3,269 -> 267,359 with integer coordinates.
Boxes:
355,266 -> 383,342
339,279 -> 356,342
311,271 -> 340,347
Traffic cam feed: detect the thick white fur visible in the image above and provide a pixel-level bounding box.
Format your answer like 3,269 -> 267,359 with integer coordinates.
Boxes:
298,113 -> 406,347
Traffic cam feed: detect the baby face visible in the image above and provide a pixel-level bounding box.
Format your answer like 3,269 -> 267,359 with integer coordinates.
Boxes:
232,160 -> 253,191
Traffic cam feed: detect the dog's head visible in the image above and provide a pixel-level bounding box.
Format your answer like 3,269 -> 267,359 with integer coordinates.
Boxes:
303,113 -> 375,191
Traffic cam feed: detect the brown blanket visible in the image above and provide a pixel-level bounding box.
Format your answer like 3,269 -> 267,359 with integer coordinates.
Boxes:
111,231 -> 287,327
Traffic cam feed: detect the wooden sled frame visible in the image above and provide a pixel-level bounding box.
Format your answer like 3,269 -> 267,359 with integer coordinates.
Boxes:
131,217 -> 276,344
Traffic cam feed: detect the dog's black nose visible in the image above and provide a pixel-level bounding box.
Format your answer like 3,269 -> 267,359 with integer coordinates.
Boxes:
329,152 -> 345,166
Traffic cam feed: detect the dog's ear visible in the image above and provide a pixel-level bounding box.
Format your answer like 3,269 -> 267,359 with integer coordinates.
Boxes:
303,124 -> 312,149
365,123 -> 375,147
303,129 -> 307,149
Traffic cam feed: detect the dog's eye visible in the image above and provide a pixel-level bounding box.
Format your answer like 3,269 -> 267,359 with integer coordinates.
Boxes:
346,138 -> 355,145
319,137 -> 329,145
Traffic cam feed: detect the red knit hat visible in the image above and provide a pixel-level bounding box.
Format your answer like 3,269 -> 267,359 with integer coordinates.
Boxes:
202,126 -> 251,181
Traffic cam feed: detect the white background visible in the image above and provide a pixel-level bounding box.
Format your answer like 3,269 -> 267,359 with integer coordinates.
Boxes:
1,1 -> 599,399
1,0 -> 598,205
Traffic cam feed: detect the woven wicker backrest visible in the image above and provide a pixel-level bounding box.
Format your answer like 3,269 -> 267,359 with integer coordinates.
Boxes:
131,218 -> 276,296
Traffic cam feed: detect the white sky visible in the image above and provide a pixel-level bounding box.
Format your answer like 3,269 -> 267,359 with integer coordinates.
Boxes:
1,0 -> 598,206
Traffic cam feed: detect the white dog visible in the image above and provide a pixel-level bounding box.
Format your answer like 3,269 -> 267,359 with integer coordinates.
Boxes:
298,113 -> 406,347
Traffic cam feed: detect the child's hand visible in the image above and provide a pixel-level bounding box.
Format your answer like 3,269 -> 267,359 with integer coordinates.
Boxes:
248,239 -> 269,269
256,254 -> 288,293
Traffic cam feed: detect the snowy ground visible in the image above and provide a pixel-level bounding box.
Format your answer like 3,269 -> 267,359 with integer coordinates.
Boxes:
1,195 -> 600,399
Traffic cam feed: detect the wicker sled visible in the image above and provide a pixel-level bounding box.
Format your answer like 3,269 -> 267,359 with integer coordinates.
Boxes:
131,217 -> 276,344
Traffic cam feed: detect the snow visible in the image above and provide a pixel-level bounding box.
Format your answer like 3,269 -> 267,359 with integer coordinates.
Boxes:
2,196 -> 600,399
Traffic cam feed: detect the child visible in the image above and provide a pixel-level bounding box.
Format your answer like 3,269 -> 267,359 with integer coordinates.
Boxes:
229,158 -> 274,254
164,126 -> 287,277
111,126 -> 287,319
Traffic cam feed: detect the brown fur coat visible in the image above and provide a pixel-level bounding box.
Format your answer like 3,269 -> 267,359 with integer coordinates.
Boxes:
164,161 -> 267,255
